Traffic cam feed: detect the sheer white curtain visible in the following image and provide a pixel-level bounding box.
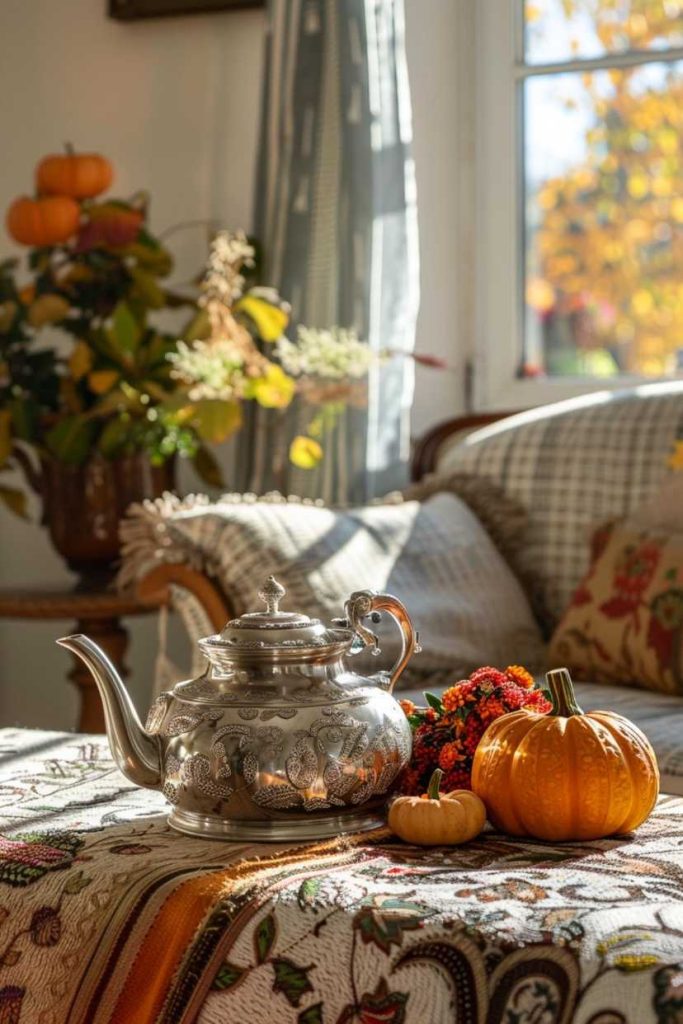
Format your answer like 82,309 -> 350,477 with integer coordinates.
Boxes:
236,0 -> 419,503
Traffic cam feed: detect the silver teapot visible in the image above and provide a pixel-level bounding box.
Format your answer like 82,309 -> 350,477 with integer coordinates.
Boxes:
58,577 -> 418,841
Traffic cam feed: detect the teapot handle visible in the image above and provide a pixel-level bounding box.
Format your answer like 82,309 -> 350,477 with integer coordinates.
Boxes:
343,590 -> 420,692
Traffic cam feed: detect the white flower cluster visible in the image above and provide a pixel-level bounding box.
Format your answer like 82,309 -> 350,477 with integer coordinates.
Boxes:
276,326 -> 374,380
168,338 -> 246,401
201,230 -> 255,308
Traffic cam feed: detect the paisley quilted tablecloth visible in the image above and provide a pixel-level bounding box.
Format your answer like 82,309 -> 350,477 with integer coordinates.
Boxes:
1,728 -> 683,1024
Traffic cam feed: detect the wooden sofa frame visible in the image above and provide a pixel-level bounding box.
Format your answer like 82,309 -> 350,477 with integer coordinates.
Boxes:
134,412 -> 514,627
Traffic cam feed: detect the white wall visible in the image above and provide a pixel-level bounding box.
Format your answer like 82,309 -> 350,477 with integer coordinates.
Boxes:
0,0 -> 464,730
0,0 -> 264,728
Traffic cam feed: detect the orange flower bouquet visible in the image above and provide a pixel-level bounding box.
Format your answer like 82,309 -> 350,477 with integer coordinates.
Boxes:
398,666 -> 551,795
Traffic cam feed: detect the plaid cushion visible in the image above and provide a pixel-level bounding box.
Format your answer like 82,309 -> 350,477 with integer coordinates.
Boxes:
435,384 -> 683,631
119,492 -> 546,686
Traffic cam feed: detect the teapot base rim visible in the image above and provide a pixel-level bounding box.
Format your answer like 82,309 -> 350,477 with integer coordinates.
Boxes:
167,807 -> 386,842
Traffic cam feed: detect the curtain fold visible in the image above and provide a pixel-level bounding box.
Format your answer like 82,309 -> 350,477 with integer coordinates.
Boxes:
237,0 -> 419,504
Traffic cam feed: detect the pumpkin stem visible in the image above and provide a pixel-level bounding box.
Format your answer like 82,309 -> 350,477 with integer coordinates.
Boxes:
546,668 -> 583,718
65,142 -> 75,156
426,768 -> 443,800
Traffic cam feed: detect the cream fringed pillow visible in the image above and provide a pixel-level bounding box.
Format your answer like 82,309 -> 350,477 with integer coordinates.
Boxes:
549,522 -> 683,694
120,491 -> 546,687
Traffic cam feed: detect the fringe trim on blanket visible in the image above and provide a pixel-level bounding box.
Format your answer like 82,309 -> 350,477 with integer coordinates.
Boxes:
117,490 -> 328,591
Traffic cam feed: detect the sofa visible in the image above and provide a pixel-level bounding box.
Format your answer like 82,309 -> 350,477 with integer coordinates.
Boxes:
125,381 -> 683,796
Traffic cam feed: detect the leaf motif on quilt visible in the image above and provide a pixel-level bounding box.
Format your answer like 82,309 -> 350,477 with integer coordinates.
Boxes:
354,894 -> 426,954
297,877 -> 323,912
0,986 -> 25,1022
337,978 -> 409,1024
271,957 -> 315,1007
211,962 -> 246,991
254,912 -> 277,964
298,1003 -> 324,1024
29,906 -> 61,947
0,833 -> 84,888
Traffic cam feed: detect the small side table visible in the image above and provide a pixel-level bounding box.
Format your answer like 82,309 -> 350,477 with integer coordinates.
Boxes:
0,587 -> 161,733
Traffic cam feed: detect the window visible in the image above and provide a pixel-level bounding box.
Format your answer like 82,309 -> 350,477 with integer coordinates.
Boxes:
474,1 -> 683,409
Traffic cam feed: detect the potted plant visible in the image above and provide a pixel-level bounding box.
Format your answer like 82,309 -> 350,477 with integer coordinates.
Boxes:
0,149 -> 292,578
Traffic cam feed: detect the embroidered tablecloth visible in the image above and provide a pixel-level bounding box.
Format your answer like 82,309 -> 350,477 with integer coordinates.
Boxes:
1,728 -> 683,1024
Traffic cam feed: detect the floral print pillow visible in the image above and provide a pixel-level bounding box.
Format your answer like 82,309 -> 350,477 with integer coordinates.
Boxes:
549,522 -> 683,694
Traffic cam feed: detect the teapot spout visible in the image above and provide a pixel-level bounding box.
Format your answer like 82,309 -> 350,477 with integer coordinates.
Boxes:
57,634 -> 162,790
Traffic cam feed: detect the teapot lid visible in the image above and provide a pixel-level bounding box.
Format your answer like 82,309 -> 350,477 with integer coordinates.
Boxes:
199,576 -> 353,664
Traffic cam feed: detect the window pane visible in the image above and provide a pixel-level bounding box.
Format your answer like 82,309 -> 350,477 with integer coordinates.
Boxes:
524,0 -> 683,65
523,60 -> 683,379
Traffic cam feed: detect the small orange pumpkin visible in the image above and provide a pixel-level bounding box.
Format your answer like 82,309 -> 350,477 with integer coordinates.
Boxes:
472,668 -> 659,841
36,150 -> 113,199
6,196 -> 80,247
388,769 -> 487,846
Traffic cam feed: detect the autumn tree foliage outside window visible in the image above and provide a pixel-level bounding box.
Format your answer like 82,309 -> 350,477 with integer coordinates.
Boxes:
523,0 -> 683,379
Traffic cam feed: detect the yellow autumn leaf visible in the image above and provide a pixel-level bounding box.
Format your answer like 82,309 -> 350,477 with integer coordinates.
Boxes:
88,370 -> 120,395
27,294 -> 71,328
235,295 -> 289,342
191,399 -> 242,443
627,173 -> 649,200
251,364 -> 296,409
68,341 -> 93,381
0,409 -> 11,466
671,197 -> 683,223
290,435 -> 323,469
668,441 -> 683,471
631,289 -> 654,316
526,277 -> 555,313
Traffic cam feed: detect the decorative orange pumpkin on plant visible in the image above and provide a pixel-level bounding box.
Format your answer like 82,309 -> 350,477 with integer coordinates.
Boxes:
388,768 -> 487,846
471,667 -> 659,841
36,148 -> 113,199
6,195 -> 80,247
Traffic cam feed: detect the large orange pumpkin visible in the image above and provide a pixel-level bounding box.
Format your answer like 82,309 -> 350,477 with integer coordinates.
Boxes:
36,150 -> 113,199
471,667 -> 659,841
6,196 -> 80,247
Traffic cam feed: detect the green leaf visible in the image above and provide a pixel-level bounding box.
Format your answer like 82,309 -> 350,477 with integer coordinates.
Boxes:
192,444 -> 224,489
62,869 -> 93,895
130,267 -> 166,309
182,307 -> 211,342
191,399 -> 242,444
9,398 -> 39,442
98,417 -> 131,458
424,692 -> 444,715
0,486 -> 28,518
211,961 -> 246,991
271,958 -> 314,1007
108,301 -> 141,356
254,913 -> 276,964
45,416 -> 96,465
297,877 -> 322,912
298,1003 -> 324,1024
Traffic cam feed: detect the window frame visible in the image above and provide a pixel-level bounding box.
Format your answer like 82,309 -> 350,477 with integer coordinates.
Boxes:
473,0 -> 683,412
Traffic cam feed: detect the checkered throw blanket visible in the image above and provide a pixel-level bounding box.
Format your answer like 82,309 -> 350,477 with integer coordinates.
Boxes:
3,728 -> 683,1024
431,384 -> 683,631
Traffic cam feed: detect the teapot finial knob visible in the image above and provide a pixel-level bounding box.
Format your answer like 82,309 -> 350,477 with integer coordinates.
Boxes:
259,575 -> 286,615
